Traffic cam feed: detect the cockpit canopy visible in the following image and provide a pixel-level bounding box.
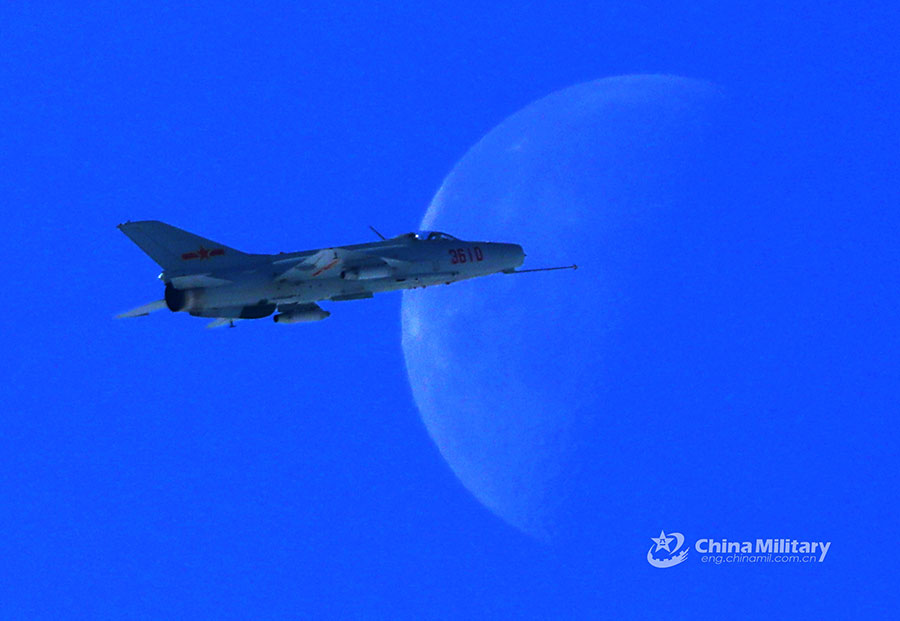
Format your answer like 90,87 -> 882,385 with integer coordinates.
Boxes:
393,231 -> 460,242
424,231 -> 458,241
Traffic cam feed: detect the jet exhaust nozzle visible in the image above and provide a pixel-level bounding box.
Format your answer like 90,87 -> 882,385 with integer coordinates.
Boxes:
273,309 -> 331,324
165,283 -> 204,312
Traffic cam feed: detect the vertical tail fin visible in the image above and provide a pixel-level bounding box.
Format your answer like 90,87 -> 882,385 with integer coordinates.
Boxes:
117,220 -> 255,271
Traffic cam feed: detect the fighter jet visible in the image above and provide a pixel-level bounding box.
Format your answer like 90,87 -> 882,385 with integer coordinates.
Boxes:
116,220 -> 575,327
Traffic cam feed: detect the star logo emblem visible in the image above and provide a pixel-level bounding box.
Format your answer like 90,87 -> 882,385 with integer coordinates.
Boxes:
651,530 -> 675,553
647,530 -> 688,568
181,247 -> 225,260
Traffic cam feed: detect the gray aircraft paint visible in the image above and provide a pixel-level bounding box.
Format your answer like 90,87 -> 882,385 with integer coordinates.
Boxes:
117,221 -> 527,327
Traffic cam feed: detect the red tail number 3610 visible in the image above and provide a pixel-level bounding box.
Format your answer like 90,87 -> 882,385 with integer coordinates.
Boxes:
449,247 -> 483,264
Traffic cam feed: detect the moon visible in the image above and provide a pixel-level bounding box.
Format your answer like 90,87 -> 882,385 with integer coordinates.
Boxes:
402,75 -> 748,543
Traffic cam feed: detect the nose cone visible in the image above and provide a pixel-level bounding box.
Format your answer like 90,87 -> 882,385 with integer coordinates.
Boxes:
506,243 -> 525,269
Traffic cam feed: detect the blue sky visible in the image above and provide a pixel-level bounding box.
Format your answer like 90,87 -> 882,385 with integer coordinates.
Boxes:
1,2 -> 898,618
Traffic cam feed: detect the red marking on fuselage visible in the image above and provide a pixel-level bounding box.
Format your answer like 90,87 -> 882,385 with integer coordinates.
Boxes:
312,258 -> 340,277
181,247 -> 225,260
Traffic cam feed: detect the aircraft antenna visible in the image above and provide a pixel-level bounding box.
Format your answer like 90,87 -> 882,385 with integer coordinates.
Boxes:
369,225 -> 387,240
505,264 -> 578,274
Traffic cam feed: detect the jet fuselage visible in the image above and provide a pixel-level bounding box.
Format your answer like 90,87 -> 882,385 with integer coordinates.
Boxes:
117,221 -> 525,325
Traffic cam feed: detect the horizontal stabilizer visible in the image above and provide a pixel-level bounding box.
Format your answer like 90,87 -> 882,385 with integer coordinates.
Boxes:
115,299 -> 166,318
